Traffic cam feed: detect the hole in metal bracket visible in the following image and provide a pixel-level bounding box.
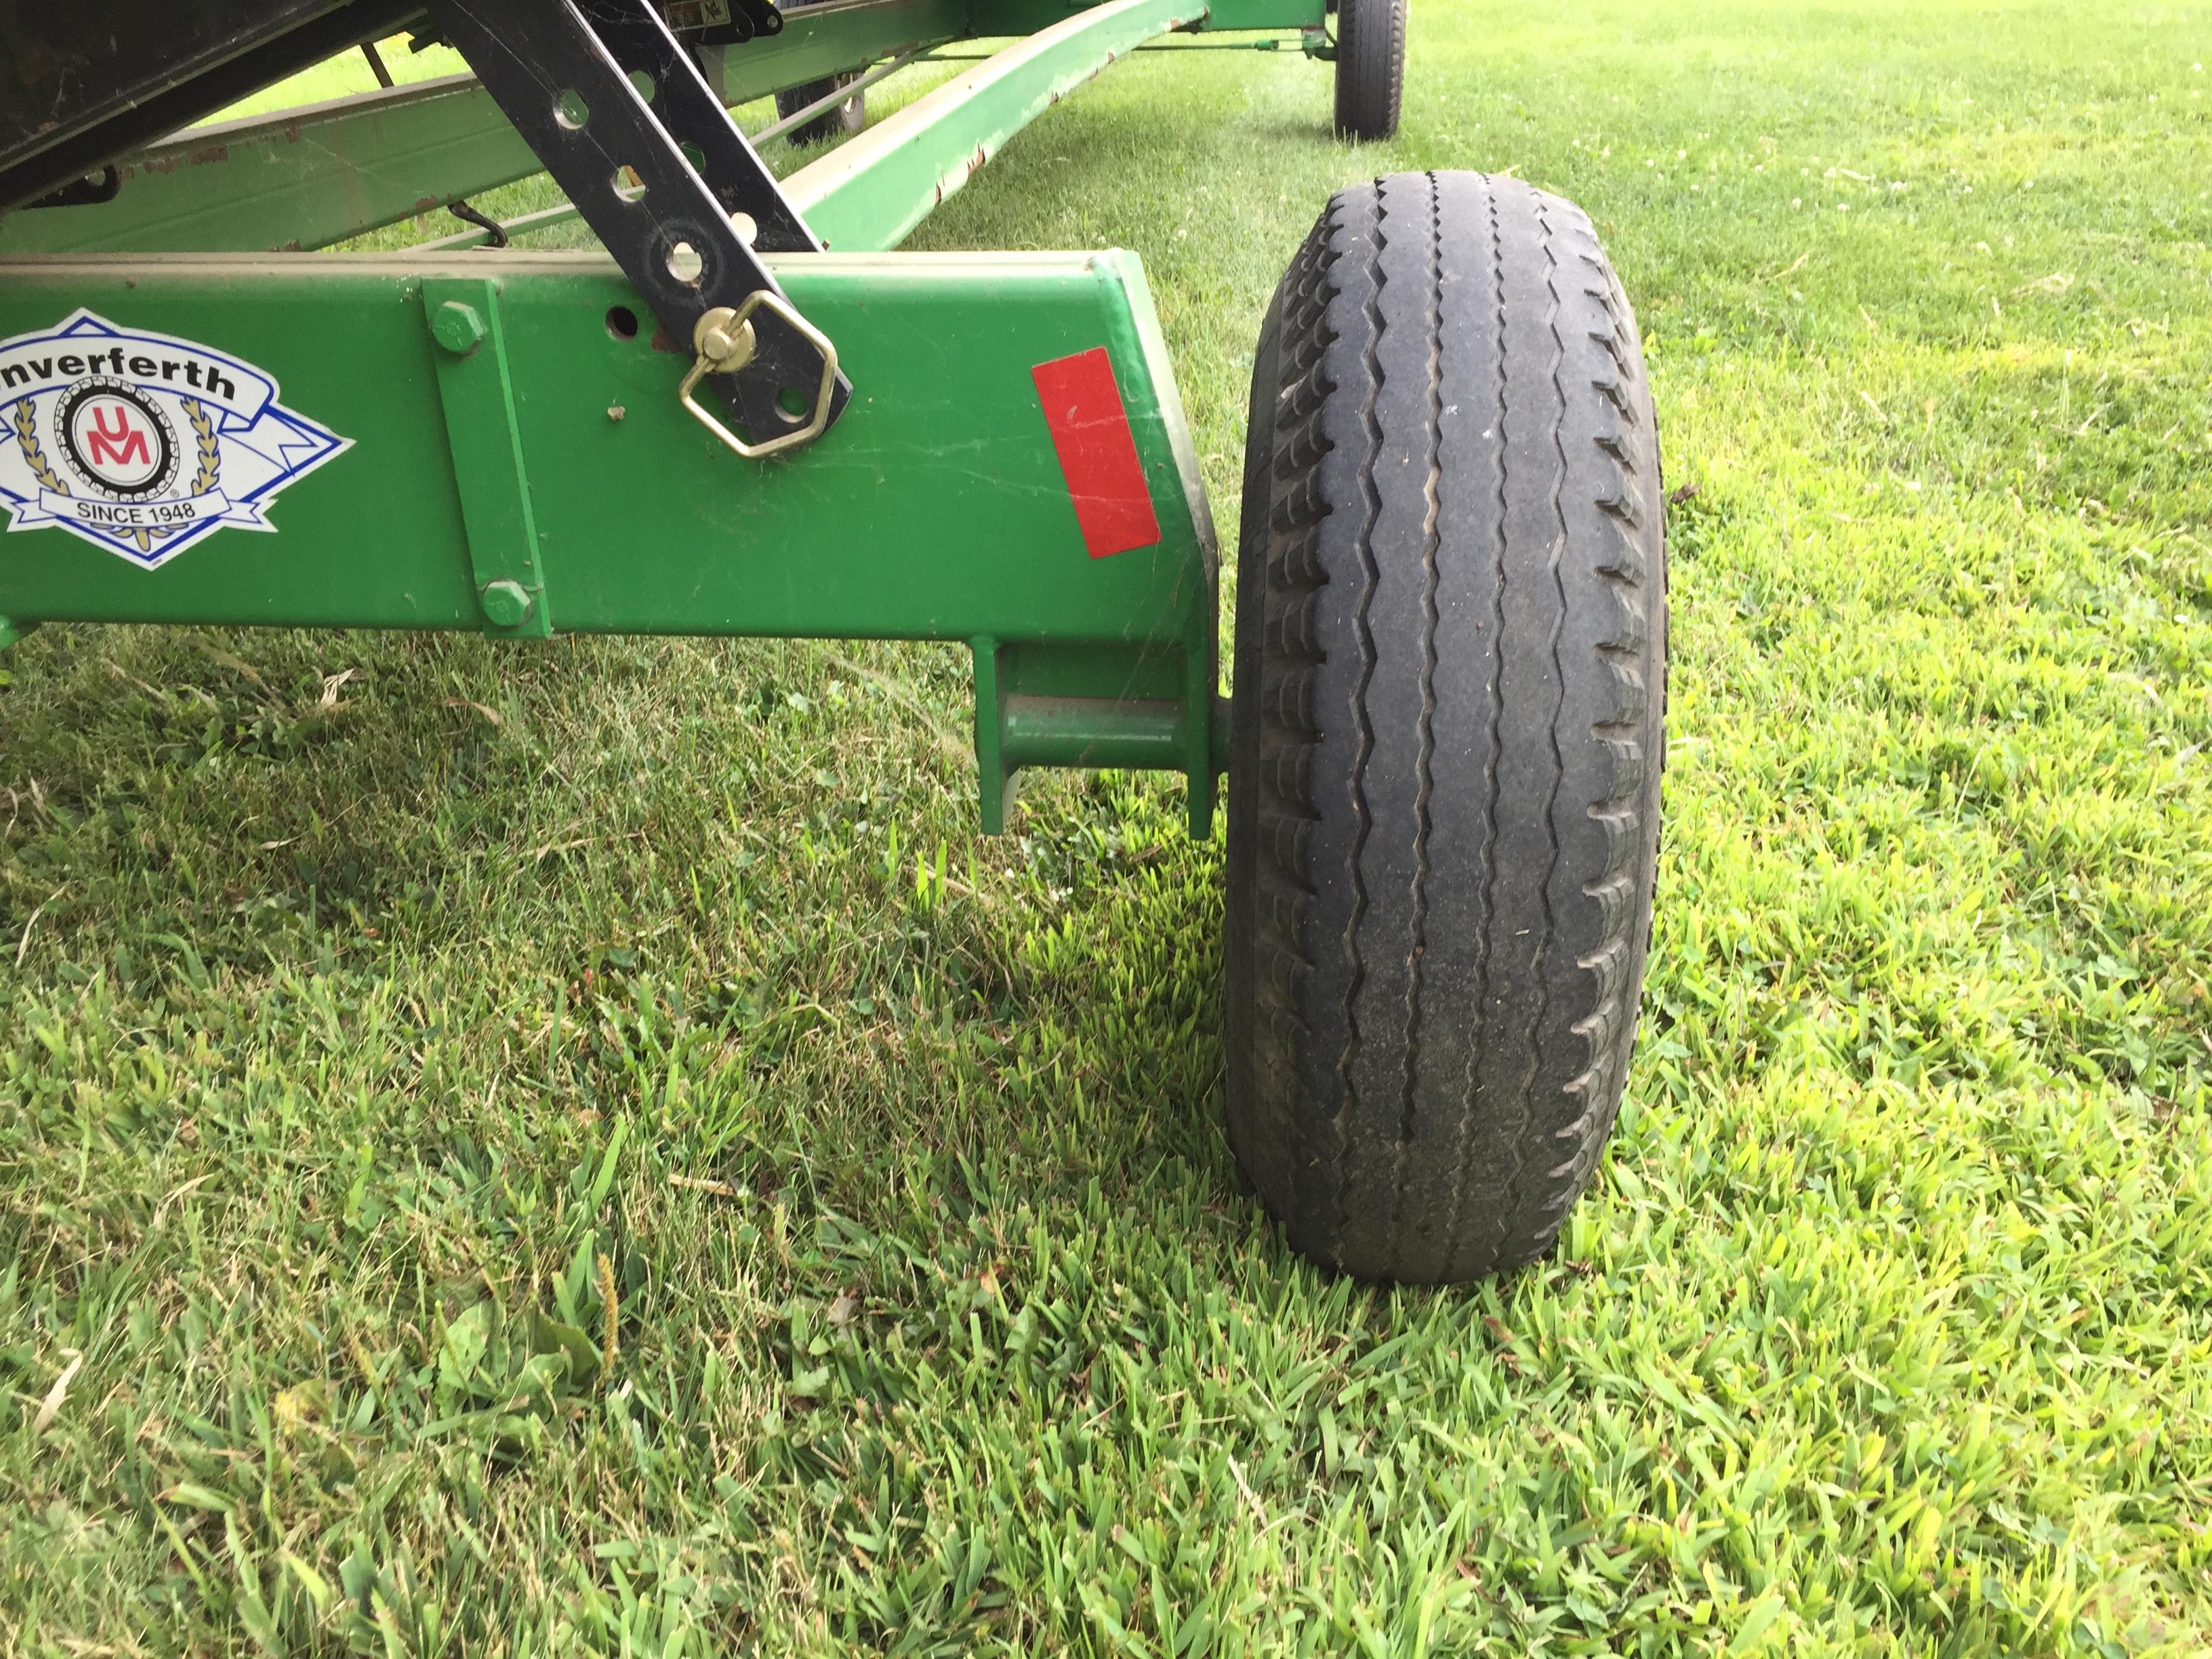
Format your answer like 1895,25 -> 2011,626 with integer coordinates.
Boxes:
665,240 -> 705,283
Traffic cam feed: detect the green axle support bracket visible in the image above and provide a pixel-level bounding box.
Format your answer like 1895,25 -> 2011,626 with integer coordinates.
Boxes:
971,634 -> 1218,832
0,249 -> 1220,833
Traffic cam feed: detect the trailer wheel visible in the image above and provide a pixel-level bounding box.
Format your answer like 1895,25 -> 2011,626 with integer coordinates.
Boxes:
1223,172 -> 1666,1284
775,73 -> 865,143
773,0 -> 866,146
1332,0 -> 1404,141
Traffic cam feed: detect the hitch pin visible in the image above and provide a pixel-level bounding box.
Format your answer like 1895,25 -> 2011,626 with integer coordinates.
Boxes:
675,292 -> 840,461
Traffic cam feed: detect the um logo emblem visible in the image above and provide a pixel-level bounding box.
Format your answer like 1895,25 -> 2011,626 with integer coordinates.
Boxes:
85,402 -> 151,469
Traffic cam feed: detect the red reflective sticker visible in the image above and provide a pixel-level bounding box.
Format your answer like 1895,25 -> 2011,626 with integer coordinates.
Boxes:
1030,347 -> 1162,560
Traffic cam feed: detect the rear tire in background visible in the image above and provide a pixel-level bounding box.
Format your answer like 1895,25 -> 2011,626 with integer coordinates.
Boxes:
1223,172 -> 1667,1284
773,0 -> 866,144
1332,0 -> 1405,141
775,73 -> 865,144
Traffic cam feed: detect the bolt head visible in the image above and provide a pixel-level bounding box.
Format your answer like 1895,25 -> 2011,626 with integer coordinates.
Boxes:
480,579 -> 533,628
691,307 -> 757,372
432,300 -> 487,356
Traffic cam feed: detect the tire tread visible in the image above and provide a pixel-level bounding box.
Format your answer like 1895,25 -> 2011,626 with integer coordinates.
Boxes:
1224,170 -> 1666,1284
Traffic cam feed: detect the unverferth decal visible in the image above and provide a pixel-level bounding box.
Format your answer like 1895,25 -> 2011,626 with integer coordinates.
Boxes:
0,308 -> 350,571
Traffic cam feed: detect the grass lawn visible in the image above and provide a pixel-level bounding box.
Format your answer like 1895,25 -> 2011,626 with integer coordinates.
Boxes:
5,0 -> 2212,1651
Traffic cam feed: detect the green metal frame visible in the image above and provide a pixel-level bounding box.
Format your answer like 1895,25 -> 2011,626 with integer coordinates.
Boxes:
0,0 -> 1330,831
0,248 -> 1218,829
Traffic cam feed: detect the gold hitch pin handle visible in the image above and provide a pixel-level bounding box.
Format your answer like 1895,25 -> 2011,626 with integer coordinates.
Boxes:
676,291 -> 840,460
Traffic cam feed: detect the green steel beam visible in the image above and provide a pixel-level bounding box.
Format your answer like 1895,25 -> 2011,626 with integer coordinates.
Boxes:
1173,0 -> 1324,28
0,249 -> 1218,830
0,75 -> 517,257
784,0 -> 1206,252
0,0 -> 971,258
968,0 -> 1319,33
701,0 -> 972,100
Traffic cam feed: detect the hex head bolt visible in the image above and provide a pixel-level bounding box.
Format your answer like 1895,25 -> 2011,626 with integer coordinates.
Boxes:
432,299 -> 487,356
480,578 -> 534,626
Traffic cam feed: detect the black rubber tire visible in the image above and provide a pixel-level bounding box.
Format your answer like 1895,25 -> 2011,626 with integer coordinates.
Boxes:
1332,0 -> 1404,142
774,74 -> 864,144
1223,171 -> 1667,1285
772,0 -> 865,148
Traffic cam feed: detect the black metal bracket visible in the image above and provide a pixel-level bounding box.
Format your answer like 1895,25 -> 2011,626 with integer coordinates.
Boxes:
662,0 -> 784,46
424,0 -> 850,452
24,167 -> 122,210
578,0 -> 813,251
